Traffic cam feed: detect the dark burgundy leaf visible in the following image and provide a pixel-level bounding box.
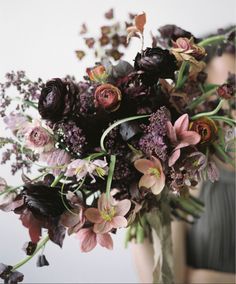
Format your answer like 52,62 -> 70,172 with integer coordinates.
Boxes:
36,255 -> 49,267
119,121 -> 141,141
48,223 -> 66,248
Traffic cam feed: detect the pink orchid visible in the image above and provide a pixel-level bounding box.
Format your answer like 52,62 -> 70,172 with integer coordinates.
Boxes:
167,114 -> 201,167
85,193 -> 131,234
134,156 -> 165,195
77,228 -> 113,252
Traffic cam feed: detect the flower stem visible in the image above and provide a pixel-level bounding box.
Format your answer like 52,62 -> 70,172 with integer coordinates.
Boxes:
187,87 -> 217,110
210,115 -> 236,126
198,35 -> 225,47
106,155 -> 116,198
50,173 -> 64,187
176,61 -> 187,89
12,235 -> 50,271
100,115 -> 150,152
191,99 -> 225,120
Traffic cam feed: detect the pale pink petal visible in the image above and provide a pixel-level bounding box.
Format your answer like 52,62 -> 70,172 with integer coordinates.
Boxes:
115,199 -> 131,217
151,156 -> 163,171
98,193 -> 111,212
168,149 -> 181,167
111,216 -> 128,228
84,208 -> 103,223
179,131 -> 201,146
166,121 -> 177,143
174,114 -> 189,134
97,233 -> 113,250
94,221 -> 112,234
139,175 -> 156,189
77,228 -> 97,252
134,159 -> 154,174
151,173 -> 165,195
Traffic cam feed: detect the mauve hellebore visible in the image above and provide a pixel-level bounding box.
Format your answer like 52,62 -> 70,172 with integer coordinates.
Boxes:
38,78 -> 79,122
134,47 -> 178,86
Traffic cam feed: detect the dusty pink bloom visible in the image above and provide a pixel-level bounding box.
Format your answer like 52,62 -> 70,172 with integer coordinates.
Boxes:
134,156 -> 165,195
25,120 -> 54,153
167,114 -> 201,167
77,228 -> 113,252
40,148 -> 71,175
85,193 -> 131,234
3,112 -> 30,135
172,37 -> 192,51
65,158 -> 108,183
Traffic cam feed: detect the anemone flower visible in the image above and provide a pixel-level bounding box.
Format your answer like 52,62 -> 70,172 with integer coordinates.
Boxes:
77,228 -> 113,253
134,156 -> 165,195
167,114 -> 201,167
85,193 -> 131,234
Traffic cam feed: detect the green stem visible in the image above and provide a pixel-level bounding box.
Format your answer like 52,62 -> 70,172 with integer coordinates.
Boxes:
191,100 -> 225,120
50,173 -> 64,187
105,155 -> 116,198
176,61 -> 187,89
12,235 -> 49,271
85,152 -> 106,161
100,115 -> 150,152
198,35 -> 225,47
187,87 -> 217,110
210,115 -> 236,126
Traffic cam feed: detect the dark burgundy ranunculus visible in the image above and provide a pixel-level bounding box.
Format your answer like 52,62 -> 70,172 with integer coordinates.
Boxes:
38,78 -> 78,122
94,83 -> 122,111
134,47 -> 178,86
158,24 -> 196,42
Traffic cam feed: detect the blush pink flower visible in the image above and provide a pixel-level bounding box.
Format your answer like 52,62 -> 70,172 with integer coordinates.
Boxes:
25,120 -> 54,153
85,193 -> 131,234
166,114 -> 201,167
134,156 -> 165,195
77,228 -> 113,252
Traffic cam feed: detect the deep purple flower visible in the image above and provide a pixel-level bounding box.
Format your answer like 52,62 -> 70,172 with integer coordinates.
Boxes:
139,107 -> 170,161
38,78 -> 79,122
134,47 -> 177,85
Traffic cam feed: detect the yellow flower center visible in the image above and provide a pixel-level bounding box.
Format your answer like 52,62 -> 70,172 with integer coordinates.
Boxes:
100,207 -> 116,222
95,167 -> 106,178
148,167 -> 160,179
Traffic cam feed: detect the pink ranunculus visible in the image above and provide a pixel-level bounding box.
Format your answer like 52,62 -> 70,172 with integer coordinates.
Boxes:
77,228 -> 113,252
25,120 -> 54,153
172,37 -> 192,52
134,156 -> 165,195
85,193 -> 131,234
166,114 -> 201,167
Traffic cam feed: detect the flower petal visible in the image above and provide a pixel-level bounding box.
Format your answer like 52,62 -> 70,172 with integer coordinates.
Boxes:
94,221 -> 112,234
168,149 -> 181,167
134,159 -> 154,174
77,228 -> 97,252
174,114 -> 189,134
151,173 -> 165,195
178,131 -> 201,146
115,199 -> 131,217
139,175 -> 156,189
111,216 -> 128,228
151,156 -> 163,171
97,233 -> 113,250
84,208 -> 102,223
166,121 -> 177,143
98,193 -> 111,212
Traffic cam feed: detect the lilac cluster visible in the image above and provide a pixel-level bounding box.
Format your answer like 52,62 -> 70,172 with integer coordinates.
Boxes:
139,106 -> 170,161
0,71 -> 43,116
54,121 -> 87,156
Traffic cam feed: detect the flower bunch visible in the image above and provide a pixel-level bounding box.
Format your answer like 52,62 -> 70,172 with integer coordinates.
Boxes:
0,11 -> 235,284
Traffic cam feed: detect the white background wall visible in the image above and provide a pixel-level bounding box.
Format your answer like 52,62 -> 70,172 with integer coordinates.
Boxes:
0,0 -> 235,283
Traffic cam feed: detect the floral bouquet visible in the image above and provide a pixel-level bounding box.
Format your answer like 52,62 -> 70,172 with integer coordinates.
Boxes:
0,12 -> 235,284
